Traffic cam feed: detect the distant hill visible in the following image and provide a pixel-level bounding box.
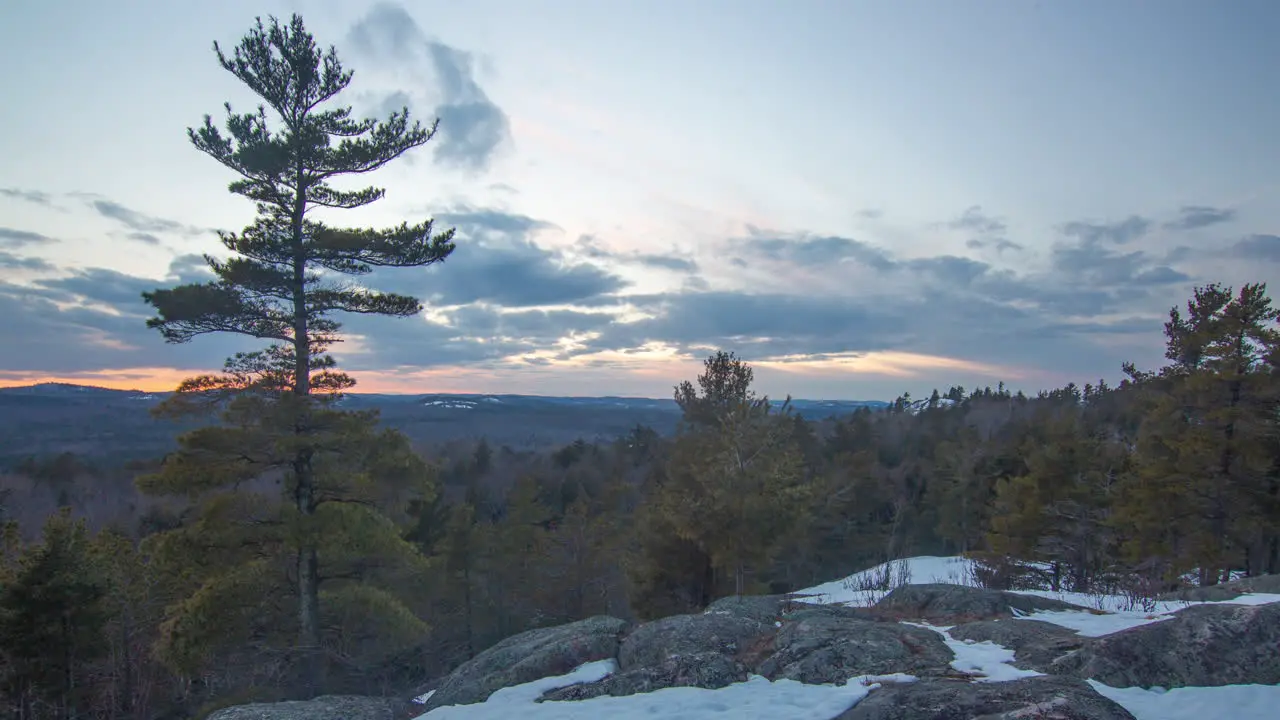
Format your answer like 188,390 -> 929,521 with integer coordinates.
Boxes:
0,383 -> 888,465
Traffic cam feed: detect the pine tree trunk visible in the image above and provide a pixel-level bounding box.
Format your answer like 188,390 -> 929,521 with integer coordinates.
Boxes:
291,194 -> 322,694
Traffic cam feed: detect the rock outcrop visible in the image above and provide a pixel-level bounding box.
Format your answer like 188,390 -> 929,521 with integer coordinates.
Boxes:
1051,602 -> 1280,688
421,614 -> 629,711
833,676 -> 1136,720
206,695 -> 399,720
871,584 -> 1095,623
209,581 -> 1280,720
947,619 -> 1089,672
758,613 -> 955,684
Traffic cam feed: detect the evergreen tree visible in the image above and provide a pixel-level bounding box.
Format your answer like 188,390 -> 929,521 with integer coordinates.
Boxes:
139,13 -> 454,688
653,352 -> 808,597
0,510 -> 110,720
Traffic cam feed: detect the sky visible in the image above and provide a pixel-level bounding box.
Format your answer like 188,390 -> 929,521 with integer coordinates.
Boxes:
2,0 -> 1279,400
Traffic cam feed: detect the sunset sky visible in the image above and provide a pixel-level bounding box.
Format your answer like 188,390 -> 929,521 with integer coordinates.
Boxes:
2,0 -> 1279,400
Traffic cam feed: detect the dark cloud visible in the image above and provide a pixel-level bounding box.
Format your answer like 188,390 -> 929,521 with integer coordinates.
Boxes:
1165,205 -> 1236,231
126,232 -> 163,246
0,228 -> 55,247
0,275 -> 257,374
585,291 -> 908,359
438,207 -> 557,235
340,304 -> 615,370
34,268 -> 165,310
1049,241 -> 1188,288
414,239 -> 625,307
1060,215 -> 1151,246
740,233 -> 896,271
636,254 -> 698,272
906,255 -> 991,287
426,41 -> 511,171
347,3 -> 510,171
90,200 -> 208,237
346,2 -> 421,62
375,208 -> 625,308
0,188 -> 53,205
1231,234 -> 1280,262
0,252 -> 54,271
966,237 -> 1024,253
949,206 -> 1007,236
575,235 -> 698,274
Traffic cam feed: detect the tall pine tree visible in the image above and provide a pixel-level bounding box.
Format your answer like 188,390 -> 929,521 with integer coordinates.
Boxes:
140,14 -> 454,689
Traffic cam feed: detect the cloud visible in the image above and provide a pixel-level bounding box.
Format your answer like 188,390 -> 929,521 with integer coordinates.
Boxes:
34,267 -> 167,310
90,200 -> 208,237
965,237 -> 1024,253
574,235 -> 699,274
0,228 -> 56,247
0,273 -> 256,374
949,205 -> 1007,236
1231,234 -> 1280,263
1060,215 -> 1151,246
375,208 -> 625,307
0,188 -> 53,205
347,3 -> 511,171
1165,205 -> 1236,231
346,2 -> 421,62
341,304 -> 619,370
739,232 -> 896,271
586,291 -> 908,360
426,42 -> 511,171
126,232 -> 163,246
438,207 -> 557,235
0,252 -> 54,271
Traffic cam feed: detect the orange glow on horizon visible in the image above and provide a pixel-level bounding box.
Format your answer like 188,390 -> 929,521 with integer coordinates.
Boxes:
0,349 -> 1032,396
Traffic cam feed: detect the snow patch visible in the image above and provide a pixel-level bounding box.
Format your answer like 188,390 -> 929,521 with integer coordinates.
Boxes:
1089,681 -> 1280,720
415,660 -> 918,719
904,622 -> 1042,683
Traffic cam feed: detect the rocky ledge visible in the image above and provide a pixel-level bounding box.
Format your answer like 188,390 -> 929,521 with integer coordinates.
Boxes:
210,581 -> 1280,720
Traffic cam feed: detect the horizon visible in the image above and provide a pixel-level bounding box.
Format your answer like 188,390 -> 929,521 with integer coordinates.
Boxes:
0,379 -> 896,404
3,0 -> 1279,399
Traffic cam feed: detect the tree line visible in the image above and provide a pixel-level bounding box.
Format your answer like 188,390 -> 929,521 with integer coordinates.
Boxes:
1,12 -> 1277,720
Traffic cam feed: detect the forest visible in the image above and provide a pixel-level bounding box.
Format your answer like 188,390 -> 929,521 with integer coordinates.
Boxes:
1,13 -> 1277,720
3,279 -> 1278,719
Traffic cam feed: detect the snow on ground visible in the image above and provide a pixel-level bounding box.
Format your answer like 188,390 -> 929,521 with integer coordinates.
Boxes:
903,622 -> 1043,683
415,661 -> 918,720
795,555 -> 1280,637
1089,681 -> 1280,720
793,556 -> 982,606
1012,590 -> 1280,636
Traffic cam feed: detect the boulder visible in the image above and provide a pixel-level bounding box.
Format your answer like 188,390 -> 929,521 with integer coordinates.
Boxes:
1052,602 -> 1280,688
873,584 -> 1094,623
423,615 -> 628,710
207,695 -> 396,720
757,614 -> 955,684
948,619 -> 1088,672
538,651 -> 747,702
834,676 -> 1135,720
703,594 -> 804,624
618,611 -> 771,670
1156,573 -> 1280,602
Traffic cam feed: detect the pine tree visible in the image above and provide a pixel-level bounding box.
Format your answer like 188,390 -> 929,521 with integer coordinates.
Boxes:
0,510 -> 111,720
139,13 -> 454,689
1115,283 -> 1280,583
656,352 -> 808,597
138,389 -> 435,691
